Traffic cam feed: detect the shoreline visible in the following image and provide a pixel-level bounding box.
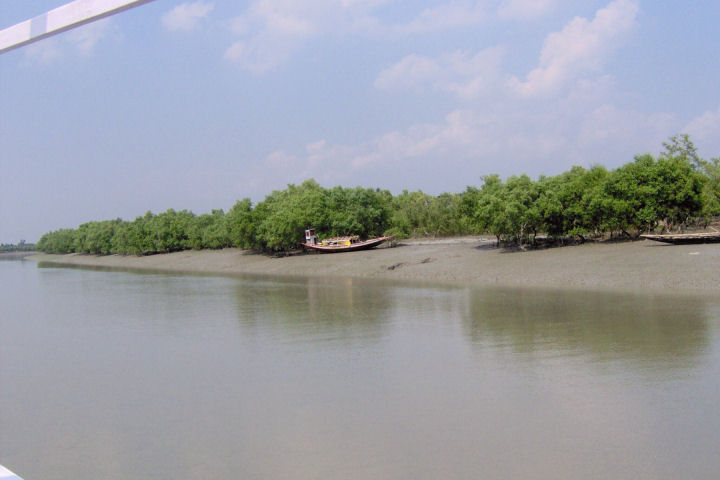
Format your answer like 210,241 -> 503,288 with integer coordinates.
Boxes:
27,238 -> 720,297
0,251 -> 38,260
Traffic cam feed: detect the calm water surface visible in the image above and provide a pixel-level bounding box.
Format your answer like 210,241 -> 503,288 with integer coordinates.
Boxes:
1,259 -> 719,479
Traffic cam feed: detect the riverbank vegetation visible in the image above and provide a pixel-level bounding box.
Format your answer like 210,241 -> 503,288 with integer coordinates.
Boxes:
37,136 -> 720,254
1,240 -> 36,253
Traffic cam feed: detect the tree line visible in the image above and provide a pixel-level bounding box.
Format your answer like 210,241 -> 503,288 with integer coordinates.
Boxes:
1,240 -> 36,253
37,135 -> 720,254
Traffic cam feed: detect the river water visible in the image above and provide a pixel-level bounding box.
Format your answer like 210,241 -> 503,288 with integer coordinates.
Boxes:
1,258 -> 719,479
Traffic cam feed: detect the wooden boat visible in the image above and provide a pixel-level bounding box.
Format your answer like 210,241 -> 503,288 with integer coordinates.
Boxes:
302,229 -> 393,253
640,232 -> 720,244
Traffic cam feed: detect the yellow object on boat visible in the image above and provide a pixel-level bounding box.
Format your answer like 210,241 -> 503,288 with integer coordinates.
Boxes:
321,236 -> 358,247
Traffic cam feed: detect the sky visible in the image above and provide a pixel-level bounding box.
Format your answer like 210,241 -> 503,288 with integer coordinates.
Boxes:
1,0 -> 720,243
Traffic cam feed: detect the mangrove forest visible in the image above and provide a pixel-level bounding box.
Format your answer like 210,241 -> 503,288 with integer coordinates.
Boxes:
36,135 -> 720,254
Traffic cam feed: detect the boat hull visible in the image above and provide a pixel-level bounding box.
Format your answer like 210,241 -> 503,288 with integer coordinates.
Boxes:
641,233 -> 720,245
302,236 -> 393,253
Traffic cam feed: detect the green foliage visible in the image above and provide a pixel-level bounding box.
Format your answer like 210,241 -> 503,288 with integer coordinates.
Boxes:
537,166 -> 609,239
498,174 -> 542,244
251,180 -> 393,251
661,134 -> 701,168
37,228 -> 77,254
386,189 -> 471,239
465,174 -> 505,241
72,219 -> 122,254
660,133 -> 716,218
253,180 -> 328,251
603,153 -> 704,235
33,136 -> 719,254
189,209 -> 231,250
458,136 -> 712,245
0,240 -> 36,252
324,186 -> 393,239
387,190 -> 432,238
699,157 -> 720,216
227,198 -> 256,249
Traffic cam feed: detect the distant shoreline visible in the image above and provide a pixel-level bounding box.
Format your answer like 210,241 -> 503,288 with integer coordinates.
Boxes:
27,238 -> 720,297
0,250 -> 38,260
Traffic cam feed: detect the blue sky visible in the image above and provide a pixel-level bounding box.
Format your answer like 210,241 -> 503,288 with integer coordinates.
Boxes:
1,0 -> 720,243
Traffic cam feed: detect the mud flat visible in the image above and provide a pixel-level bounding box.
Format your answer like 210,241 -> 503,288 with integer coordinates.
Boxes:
30,239 -> 720,296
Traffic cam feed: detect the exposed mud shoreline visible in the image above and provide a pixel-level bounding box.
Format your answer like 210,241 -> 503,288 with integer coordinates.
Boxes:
27,238 -> 720,296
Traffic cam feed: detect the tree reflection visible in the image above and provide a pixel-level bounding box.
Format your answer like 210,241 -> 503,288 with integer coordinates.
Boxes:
462,287 -> 713,369
233,276 -> 393,344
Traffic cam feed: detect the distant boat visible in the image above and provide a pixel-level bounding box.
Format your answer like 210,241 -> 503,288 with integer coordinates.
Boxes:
641,232 -> 720,244
302,229 -> 393,253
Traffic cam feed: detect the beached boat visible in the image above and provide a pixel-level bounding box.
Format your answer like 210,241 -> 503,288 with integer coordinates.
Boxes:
640,232 -> 720,244
302,229 -> 393,253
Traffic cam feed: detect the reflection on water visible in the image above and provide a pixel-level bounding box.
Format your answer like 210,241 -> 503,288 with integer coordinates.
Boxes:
2,261 -> 720,480
463,287 -> 712,372
233,277 -> 392,345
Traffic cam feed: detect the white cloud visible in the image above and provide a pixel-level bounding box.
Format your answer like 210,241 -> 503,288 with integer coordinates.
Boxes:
264,150 -> 301,170
497,0 -> 557,20
340,0 -> 389,7
24,38 -> 63,65
224,0 -> 684,192
23,18 -> 114,64
576,105 -> 674,157
224,0 -> 322,72
247,107 -> 568,191
374,54 -> 442,91
162,2 -> 214,31
394,1 -> 488,34
223,32 -> 302,73
509,0 -> 639,97
242,91 -> 688,195
374,47 -> 505,100
374,2 -> 638,103
68,18 -> 114,55
684,105 -> 720,157
223,0 -> 490,72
